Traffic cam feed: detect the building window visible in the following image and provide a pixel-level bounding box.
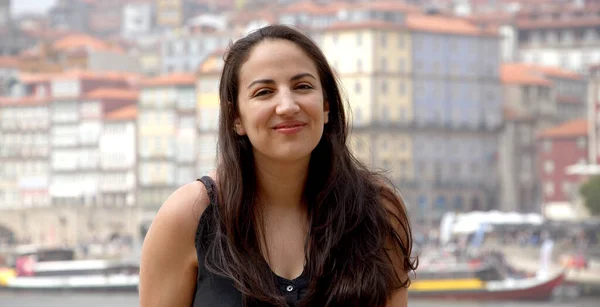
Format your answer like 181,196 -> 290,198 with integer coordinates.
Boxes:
399,107 -> 406,121
357,59 -> 362,72
398,34 -> 404,48
399,59 -> 405,73
381,57 -> 387,72
544,181 -> 555,196
380,33 -> 387,47
381,105 -> 389,122
544,160 -> 554,174
381,80 -> 388,94
356,32 -> 362,46
399,81 -> 406,96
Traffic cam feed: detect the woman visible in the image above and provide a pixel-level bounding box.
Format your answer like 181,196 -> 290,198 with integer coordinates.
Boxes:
139,25 -> 417,307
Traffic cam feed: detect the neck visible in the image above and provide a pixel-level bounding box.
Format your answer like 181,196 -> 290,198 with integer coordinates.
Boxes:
254,154 -> 310,211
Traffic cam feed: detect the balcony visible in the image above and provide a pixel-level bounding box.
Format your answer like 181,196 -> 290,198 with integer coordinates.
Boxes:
351,120 -> 501,133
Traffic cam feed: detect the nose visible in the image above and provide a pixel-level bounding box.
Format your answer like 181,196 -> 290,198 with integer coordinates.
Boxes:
275,90 -> 300,116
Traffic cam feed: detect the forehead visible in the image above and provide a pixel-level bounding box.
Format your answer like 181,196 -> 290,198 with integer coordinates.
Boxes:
239,39 -> 319,84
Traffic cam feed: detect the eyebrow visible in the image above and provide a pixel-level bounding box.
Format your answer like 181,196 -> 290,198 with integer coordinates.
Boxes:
246,73 -> 317,89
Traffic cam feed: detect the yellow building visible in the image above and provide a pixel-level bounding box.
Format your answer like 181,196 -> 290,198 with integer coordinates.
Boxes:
156,0 -> 184,28
138,73 -> 196,209
320,21 -> 414,181
195,50 -> 223,175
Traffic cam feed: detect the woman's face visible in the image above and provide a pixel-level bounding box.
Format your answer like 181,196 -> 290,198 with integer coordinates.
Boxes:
235,39 -> 329,163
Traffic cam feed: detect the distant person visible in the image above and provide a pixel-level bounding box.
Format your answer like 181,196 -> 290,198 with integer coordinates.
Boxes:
139,25 -> 417,307
537,231 -> 554,278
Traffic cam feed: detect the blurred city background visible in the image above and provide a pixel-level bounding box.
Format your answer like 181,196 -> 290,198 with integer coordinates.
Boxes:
0,0 -> 599,306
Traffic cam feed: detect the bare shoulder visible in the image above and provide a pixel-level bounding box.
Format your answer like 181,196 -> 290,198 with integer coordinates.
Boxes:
375,179 -> 407,216
152,180 -> 211,231
141,178 -> 213,265
376,179 -> 412,250
139,178 -> 215,306
376,179 -> 414,307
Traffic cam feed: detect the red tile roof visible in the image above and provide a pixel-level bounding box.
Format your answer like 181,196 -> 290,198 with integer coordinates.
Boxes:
324,20 -> 407,32
502,63 -> 583,87
86,88 -> 139,101
18,70 -> 143,86
538,118 -> 588,139
0,96 -> 50,106
141,73 -> 196,87
501,64 -> 552,86
526,64 -> 583,81
18,73 -> 55,84
0,56 -> 19,68
56,70 -> 143,83
105,104 -> 137,121
406,14 -> 496,36
52,34 -> 124,53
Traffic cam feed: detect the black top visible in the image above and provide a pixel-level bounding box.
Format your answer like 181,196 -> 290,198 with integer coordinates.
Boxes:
192,176 -> 309,307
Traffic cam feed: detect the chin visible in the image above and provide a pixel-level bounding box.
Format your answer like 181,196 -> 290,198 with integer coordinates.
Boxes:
272,146 -> 314,162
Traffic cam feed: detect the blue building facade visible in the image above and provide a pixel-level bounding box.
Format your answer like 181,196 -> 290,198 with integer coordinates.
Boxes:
408,30 -> 501,222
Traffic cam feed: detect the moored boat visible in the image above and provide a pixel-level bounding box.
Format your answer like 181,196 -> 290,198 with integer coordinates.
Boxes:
0,246 -> 139,292
409,258 -> 566,301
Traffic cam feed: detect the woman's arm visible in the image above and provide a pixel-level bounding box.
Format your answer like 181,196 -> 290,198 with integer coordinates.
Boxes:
380,187 -> 414,307
387,288 -> 408,307
139,181 -> 211,307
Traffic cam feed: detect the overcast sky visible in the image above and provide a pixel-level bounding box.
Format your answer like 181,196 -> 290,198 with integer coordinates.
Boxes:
11,0 -> 57,16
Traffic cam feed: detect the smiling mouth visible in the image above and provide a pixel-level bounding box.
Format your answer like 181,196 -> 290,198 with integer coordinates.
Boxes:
273,123 -> 307,134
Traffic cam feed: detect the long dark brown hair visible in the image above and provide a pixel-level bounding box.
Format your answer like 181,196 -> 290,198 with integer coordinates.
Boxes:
198,24 -> 417,307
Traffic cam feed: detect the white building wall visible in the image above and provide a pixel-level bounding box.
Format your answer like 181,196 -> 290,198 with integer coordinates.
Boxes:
521,48 -> 600,73
122,3 -> 153,39
100,121 -> 137,170
88,51 -> 141,74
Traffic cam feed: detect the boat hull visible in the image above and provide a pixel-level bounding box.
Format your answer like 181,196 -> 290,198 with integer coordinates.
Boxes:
0,274 -> 139,293
410,271 -> 566,301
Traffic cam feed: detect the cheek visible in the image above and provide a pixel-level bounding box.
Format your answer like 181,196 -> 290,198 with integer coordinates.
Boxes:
241,105 -> 272,132
307,101 -> 327,122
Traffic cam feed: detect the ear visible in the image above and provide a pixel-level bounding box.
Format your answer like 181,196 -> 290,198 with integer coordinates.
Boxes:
323,101 -> 330,124
233,117 -> 246,135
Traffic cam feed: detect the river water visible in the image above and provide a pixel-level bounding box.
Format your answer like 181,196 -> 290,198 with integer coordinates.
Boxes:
0,293 -> 597,307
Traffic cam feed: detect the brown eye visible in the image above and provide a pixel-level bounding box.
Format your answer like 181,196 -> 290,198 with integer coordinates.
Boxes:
254,89 -> 273,97
296,84 -> 313,90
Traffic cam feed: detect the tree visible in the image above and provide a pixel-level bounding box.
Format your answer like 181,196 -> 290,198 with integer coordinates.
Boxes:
580,175 -> 600,216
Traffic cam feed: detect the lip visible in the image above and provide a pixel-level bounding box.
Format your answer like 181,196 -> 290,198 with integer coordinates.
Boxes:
272,121 -> 307,135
